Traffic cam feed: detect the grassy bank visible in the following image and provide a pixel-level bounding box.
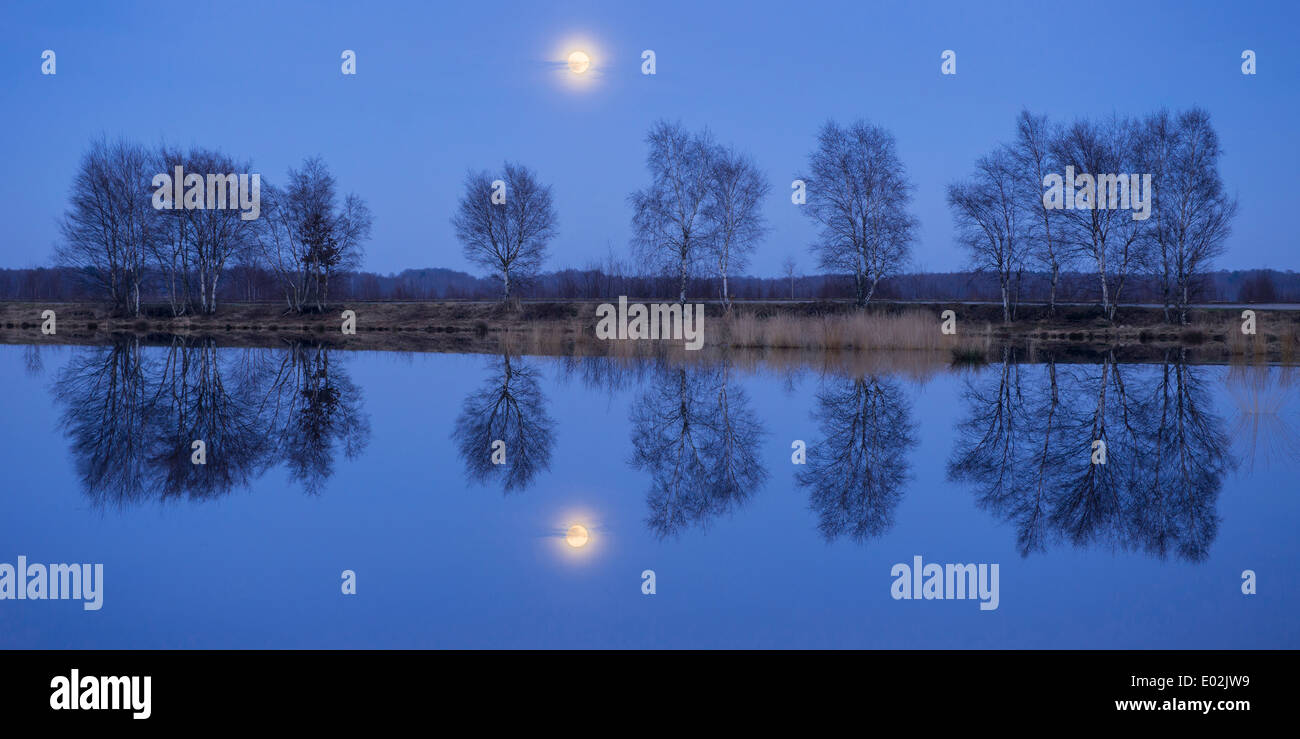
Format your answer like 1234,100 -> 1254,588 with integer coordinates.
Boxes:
1,299 -> 1297,362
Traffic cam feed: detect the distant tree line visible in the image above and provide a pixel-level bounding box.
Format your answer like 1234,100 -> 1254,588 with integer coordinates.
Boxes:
948,108 -> 1236,323
3,264 -> 1294,305
53,136 -> 371,316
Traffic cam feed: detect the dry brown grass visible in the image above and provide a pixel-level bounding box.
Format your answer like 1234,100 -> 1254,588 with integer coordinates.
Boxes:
9,300 -> 1300,365
1225,320 -> 1299,362
724,309 -> 989,354
1226,329 -> 1267,361
489,311 -> 967,381
490,307 -> 993,366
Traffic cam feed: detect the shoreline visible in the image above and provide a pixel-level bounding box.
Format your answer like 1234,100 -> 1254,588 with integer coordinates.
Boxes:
1,299 -> 1296,364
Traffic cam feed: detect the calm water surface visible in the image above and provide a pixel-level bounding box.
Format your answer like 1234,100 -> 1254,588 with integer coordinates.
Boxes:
1,341 -> 1296,648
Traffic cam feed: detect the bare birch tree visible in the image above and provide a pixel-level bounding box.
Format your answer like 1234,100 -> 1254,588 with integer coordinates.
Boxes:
948,147 -> 1025,322
1140,108 -> 1237,323
56,137 -> 155,316
255,183 -> 312,312
629,121 -> 714,304
151,144 -> 194,315
253,157 -> 371,312
799,120 -> 917,307
1011,110 -> 1068,314
703,144 -> 769,309
453,162 -> 556,302
1050,116 -> 1147,320
183,148 -> 261,314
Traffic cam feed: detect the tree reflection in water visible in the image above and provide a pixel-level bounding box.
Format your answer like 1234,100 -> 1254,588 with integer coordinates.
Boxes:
452,353 -> 556,493
948,349 -> 1233,562
795,374 -> 915,543
628,361 -> 767,538
53,336 -> 370,505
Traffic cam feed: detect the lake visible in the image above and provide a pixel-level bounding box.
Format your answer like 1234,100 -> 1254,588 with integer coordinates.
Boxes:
1,339 -> 1296,648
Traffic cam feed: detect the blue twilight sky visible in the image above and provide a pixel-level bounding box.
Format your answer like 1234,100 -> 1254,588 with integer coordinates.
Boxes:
0,0 -> 1296,277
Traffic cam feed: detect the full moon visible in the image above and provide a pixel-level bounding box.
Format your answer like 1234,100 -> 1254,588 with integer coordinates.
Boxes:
565,524 -> 590,548
567,51 -> 591,74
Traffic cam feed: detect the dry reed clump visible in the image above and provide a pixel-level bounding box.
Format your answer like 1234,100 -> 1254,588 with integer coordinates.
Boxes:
1225,322 -> 1271,361
1283,324 -> 1299,363
724,310 -> 988,354
491,310 -> 971,380
1221,313 -> 1300,362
